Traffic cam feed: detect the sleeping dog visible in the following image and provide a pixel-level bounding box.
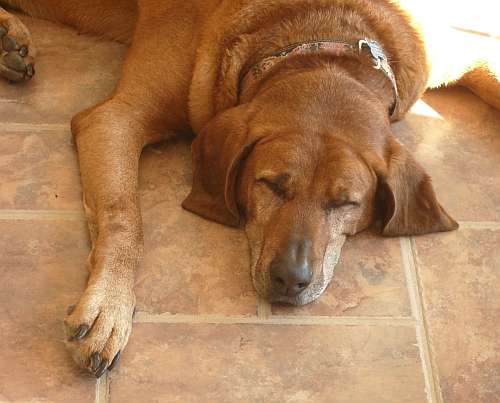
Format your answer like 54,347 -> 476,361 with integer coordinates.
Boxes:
1,0 -> 499,377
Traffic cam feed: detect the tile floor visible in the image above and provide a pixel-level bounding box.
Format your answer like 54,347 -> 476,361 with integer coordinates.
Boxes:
0,14 -> 499,403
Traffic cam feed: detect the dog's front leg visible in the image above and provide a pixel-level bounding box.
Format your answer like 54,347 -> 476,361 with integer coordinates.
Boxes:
64,100 -> 147,378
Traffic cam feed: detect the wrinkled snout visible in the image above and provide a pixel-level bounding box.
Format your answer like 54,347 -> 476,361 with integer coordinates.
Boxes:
270,239 -> 313,297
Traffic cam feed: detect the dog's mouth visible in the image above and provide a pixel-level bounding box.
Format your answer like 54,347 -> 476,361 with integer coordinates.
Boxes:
249,235 -> 347,306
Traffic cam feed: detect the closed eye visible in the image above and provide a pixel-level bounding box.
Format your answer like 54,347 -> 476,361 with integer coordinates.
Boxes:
257,177 -> 289,199
326,199 -> 360,211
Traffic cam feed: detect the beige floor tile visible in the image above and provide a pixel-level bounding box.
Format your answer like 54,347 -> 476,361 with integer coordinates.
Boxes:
413,228 -> 500,403
0,221 -> 95,402
392,87 -> 500,222
110,323 -> 426,403
0,128 -> 82,210
273,230 -> 411,317
137,140 -> 258,315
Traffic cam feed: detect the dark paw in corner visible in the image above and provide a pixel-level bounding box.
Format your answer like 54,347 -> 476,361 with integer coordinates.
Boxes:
0,12 -> 35,82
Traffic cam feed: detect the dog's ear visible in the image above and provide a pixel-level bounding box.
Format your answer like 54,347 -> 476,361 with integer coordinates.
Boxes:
373,137 -> 458,236
182,106 -> 261,227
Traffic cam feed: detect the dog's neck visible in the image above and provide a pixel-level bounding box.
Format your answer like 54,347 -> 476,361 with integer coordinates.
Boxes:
240,39 -> 399,118
240,54 -> 396,133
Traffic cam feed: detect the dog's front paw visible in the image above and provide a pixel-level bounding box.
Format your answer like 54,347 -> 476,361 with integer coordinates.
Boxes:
64,279 -> 136,378
0,10 -> 35,82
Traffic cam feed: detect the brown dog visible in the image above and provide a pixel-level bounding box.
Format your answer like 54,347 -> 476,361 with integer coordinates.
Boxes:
1,0 -> 499,378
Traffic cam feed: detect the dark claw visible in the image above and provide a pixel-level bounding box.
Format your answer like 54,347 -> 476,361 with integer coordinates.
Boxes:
19,45 -> 28,57
71,324 -> 90,341
108,351 -> 121,371
4,51 -> 25,72
0,25 -> 6,38
26,63 -> 34,78
94,360 -> 108,378
132,306 -> 137,318
2,35 -> 19,51
90,352 -> 101,372
66,304 -> 76,316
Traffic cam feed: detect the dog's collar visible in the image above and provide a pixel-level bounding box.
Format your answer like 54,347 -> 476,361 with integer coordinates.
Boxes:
241,39 -> 399,118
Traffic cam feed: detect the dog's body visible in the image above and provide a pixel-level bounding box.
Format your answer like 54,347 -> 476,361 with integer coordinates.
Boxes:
1,0 -> 499,377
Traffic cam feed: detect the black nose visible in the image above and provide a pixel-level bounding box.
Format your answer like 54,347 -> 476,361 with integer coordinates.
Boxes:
270,239 -> 313,297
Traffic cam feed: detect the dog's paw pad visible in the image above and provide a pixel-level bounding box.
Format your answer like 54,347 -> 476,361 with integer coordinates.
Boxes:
0,14 -> 36,83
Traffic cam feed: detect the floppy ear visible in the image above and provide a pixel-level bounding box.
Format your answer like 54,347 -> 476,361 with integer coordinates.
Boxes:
182,106 -> 261,227
376,137 -> 458,236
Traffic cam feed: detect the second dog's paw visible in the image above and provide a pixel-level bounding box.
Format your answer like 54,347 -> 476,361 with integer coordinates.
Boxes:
0,10 -> 35,82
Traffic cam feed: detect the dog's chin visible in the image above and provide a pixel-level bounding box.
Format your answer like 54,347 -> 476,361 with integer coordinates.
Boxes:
251,234 -> 347,306
268,287 -> 325,306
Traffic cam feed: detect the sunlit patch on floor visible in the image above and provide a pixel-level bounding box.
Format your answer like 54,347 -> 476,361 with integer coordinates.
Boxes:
409,99 -> 444,120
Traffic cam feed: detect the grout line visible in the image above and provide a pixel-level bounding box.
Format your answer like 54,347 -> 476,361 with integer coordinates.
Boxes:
0,209 -> 85,221
0,122 -> 70,133
134,312 -> 415,327
458,221 -> 500,230
450,26 -> 500,40
1,208 -> 499,230
257,296 -> 273,319
400,237 -> 442,403
95,372 -> 110,403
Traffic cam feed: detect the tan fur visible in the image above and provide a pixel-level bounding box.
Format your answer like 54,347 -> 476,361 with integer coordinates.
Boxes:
1,0 -> 499,377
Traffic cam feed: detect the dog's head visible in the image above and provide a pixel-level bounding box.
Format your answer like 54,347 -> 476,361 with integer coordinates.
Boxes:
183,92 -> 457,305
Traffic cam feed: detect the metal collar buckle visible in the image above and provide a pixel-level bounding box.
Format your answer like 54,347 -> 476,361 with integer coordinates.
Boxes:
358,39 -> 400,117
358,39 -> 387,70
